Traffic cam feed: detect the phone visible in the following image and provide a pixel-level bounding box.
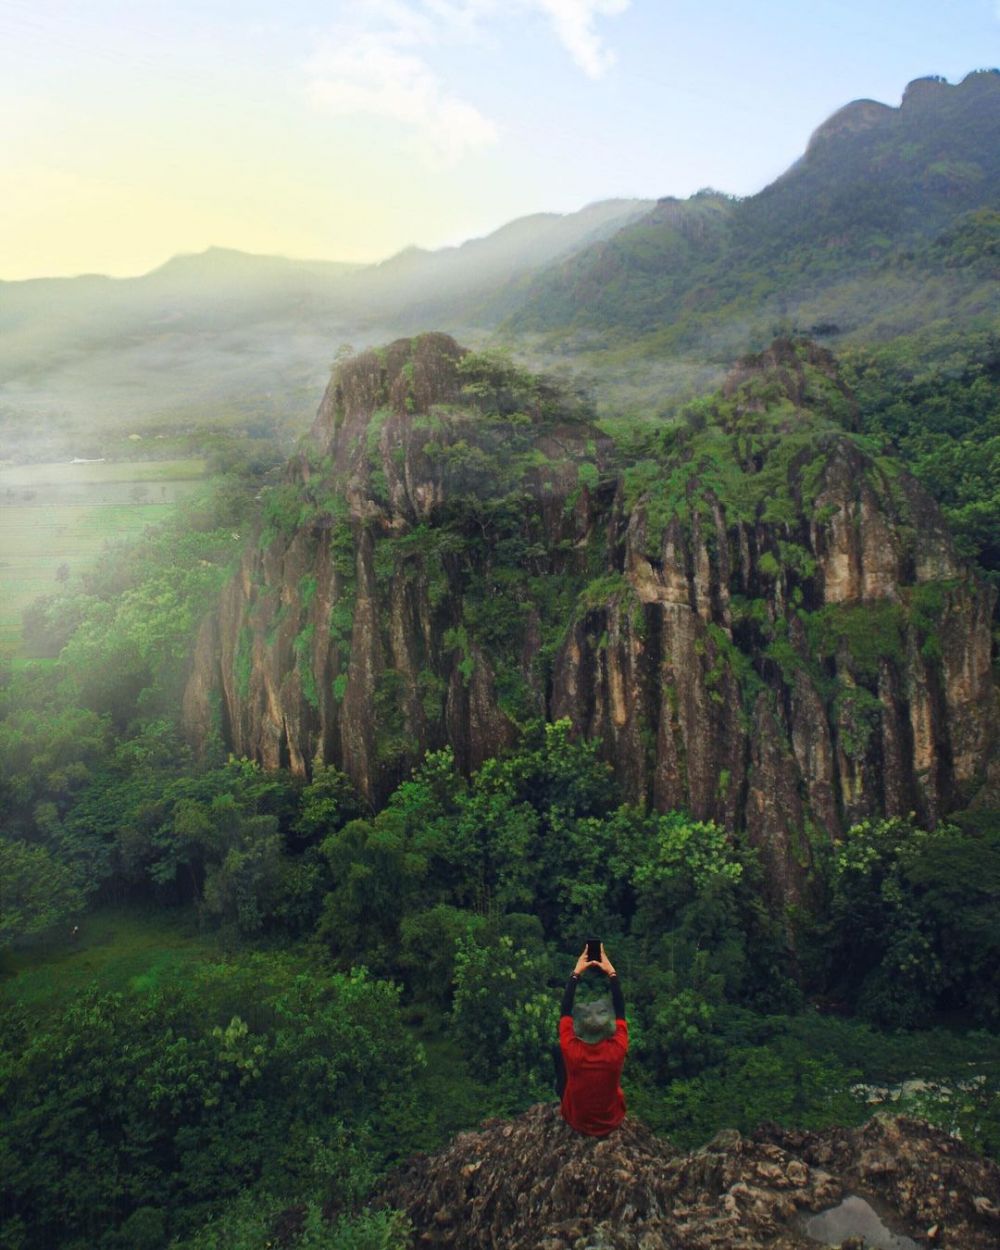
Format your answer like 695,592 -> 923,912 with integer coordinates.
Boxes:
586,938 -> 601,964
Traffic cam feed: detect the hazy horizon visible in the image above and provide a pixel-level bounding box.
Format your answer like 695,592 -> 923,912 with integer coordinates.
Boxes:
0,198 -> 653,284
2,0 -> 997,282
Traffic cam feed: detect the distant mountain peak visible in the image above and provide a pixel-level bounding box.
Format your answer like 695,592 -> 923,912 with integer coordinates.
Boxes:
807,68 -> 1000,154
805,98 -> 895,153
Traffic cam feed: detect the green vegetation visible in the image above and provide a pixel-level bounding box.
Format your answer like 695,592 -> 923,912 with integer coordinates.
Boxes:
843,329 -> 1000,588
3,179 -> 1000,1244
506,73 -> 1000,398
0,459 -> 206,487
294,624 -> 319,710
0,457 -> 210,654
1,944 -> 419,1250
0,906 -> 216,1007
0,839 -> 85,952
805,601 -> 905,679
5,721 -> 998,1249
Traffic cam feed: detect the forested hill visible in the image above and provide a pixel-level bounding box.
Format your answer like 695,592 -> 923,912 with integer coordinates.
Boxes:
183,334 -> 999,907
502,70 -> 1000,358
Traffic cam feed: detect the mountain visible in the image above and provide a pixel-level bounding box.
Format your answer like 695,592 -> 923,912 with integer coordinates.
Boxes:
182,334 -> 998,905
3,72 -> 998,451
500,70 -> 1000,390
344,198 -> 652,327
0,248 -> 366,454
0,200 -> 648,454
376,1103 -> 1000,1249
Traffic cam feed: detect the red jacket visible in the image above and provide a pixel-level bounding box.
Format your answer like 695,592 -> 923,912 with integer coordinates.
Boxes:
558,1015 -> 628,1136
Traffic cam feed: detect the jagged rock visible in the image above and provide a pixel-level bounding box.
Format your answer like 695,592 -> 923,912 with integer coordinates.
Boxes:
377,1105 -> 1000,1249
183,334 -> 999,901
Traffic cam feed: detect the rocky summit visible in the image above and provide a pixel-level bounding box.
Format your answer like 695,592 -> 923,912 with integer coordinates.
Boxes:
378,1105 -> 1000,1249
183,332 -> 998,904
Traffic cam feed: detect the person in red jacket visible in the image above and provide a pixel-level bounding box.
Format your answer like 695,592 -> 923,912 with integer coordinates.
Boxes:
556,943 -> 628,1136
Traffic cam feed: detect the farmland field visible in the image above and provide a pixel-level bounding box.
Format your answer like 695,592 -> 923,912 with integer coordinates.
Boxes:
0,458 -> 207,655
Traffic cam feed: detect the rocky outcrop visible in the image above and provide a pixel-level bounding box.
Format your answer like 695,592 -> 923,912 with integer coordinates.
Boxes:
183,334 -> 998,900
377,1103 -> 1000,1249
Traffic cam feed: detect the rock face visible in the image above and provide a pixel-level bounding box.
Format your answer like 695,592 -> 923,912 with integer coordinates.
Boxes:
377,1103 -> 1000,1249
183,333 -> 998,899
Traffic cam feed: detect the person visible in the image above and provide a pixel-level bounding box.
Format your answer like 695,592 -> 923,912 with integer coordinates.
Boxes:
555,943 -> 628,1136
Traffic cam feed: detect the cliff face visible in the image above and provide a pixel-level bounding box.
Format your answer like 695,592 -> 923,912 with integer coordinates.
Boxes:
184,334 -> 998,899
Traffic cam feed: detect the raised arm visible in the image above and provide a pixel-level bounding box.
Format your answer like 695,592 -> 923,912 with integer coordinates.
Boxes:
561,946 -> 595,1017
597,944 -> 625,1019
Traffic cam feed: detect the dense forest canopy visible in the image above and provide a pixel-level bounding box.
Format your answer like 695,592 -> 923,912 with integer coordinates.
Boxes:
3,325 -> 999,1248
2,70 -> 1000,1250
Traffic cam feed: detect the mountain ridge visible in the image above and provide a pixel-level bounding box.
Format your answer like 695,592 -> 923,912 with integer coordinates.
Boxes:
502,69 -> 1000,355
3,71 -> 997,448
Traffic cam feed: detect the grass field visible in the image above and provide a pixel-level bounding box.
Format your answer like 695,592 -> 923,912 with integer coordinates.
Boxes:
0,458 -> 207,655
0,458 -> 206,486
0,905 -> 222,1012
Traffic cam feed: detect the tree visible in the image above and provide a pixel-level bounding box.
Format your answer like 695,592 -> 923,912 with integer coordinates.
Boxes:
0,955 -> 422,1249
0,837 -> 85,948
451,931 -> 555,1087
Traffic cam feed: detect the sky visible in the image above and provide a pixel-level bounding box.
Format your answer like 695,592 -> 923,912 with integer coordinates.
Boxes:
1,0 -> 998,280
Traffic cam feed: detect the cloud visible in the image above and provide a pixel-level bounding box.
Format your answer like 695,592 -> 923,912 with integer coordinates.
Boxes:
305,5 -> 499,167
533,0 -> 630,79
420,0 -> 629,76
305,0 -> 628,165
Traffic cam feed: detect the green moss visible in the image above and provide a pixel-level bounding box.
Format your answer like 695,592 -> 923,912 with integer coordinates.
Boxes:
814,502 -> 838,526
374,539 -> 397,582
577,573 -> 631,615
834,685 -> 883,760
258,484 -> 315,549
730,595 -> 771,627
374,669 -> 409,760
704,621 -> 766,715
234,625 -> 253,699
265,601 -> 288,648
417,669 -> 446,719
329,595 -> 355,642
331,519 -> 356,579
778,541 -> 817,581
805,601 -> 905,680
764,635 -> 805,685
293,624 -> 319,710
299,574 -> 318,612
908,579 -> 958,665
444,623 -> 474,686
369,468 -> 390,506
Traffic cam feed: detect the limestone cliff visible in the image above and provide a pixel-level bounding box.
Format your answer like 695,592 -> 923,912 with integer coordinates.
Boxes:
183,334 -> 998,899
